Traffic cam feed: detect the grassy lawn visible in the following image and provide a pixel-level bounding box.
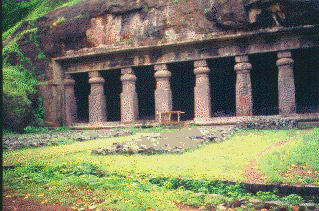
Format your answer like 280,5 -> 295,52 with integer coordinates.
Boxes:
258,128 -> 319,184
3,128 -> 318,210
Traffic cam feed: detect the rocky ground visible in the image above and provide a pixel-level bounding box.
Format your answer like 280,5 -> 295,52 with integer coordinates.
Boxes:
2,129 -> 133,151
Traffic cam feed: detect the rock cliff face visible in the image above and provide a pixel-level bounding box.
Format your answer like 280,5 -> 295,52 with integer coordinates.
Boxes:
3,0 -> 319,130
6,0 -> 319,78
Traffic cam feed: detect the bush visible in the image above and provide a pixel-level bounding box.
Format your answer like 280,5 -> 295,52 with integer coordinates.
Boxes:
3,66 -> 38,133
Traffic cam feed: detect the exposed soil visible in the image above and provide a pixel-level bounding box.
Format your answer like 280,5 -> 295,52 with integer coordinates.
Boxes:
243,131 -> 311,184
2,195 -> 206,211
2,195 -> 73,211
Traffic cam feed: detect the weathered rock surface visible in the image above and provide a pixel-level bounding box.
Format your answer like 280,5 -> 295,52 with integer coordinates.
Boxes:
6,0 -> 319,76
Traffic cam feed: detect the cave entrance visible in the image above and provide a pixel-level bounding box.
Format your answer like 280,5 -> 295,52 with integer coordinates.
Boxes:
208,57 -> 236,117
168,61 -> 195,121
293,47 -> 319,114
73,72 -> 90,123
100,70 -> 122,122
250,52 -> 278,116
135,66 -> 156,120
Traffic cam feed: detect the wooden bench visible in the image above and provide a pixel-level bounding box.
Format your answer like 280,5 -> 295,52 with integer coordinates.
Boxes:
156,111 -> 185,124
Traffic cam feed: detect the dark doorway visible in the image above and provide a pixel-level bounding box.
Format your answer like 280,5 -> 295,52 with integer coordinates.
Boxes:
208,57 -> 236,117
100,70 -> 122,121
135,66 -> 156,120
169,61 -> 195,120
250,52 -> 278,116
293,47 -> 319,114
73,72 -> 90,122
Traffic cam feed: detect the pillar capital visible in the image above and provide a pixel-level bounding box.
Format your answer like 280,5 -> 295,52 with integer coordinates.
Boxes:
277,51 -> 292,59
194,60 -> 208,68
235,55 -> 249,63
121,67 -> 134,75
63,75 -> 75,86
154,64 -> 168,72
121,68 -> 136,82
89,71 -> 100,78
154,70 -> 171,78
276,57 -> 294,67
88,72 -> 105,84
234,63 -> 252,72
194,60 -> 210,75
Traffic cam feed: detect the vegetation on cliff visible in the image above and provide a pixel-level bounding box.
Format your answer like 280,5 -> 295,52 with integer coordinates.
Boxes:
3,0 -> 82,132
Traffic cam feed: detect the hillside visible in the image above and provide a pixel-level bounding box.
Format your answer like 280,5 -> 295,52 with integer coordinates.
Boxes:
3,0 -> 82,132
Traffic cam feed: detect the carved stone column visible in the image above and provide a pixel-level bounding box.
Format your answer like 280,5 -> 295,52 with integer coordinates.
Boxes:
277,51 -> 296,115
63,74 -> 78,125
88,71 -> 106,123
234,55 -> 253,116
154,64 -> 172,118
120,68 -> 138,122
194,60 -> 211,121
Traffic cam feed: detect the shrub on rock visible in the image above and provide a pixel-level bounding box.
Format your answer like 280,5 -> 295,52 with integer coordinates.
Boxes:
3,66 -> 38,133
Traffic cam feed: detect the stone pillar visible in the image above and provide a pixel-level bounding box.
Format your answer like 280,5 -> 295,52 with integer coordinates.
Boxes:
277,51 -> 296,115
63,74 -> 78,125
88,71 -> 106,123
234,55 -> 253,116
154,64 -> 172,117
194,60 -> 211,121
120,68 -> 138,122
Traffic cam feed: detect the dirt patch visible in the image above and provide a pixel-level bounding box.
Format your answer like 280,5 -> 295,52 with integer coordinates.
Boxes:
282,166 -> 319,180
2,195 -> 73,211
243,131 -> 312,184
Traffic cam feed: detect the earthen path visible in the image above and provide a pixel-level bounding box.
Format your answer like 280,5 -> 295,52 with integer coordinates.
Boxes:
243,131 -> 309,184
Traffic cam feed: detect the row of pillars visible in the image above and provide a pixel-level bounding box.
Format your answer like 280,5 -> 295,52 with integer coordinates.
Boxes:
63,51 -> 296,125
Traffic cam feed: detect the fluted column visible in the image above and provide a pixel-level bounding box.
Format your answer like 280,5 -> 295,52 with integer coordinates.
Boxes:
88,71 -> 106,123
154,64 -> 172,118
63,74 -> 78,125
194,60 -> 211,121
120,68 -> 138,122
234,55 -> 253,116
277,51 -> 296,115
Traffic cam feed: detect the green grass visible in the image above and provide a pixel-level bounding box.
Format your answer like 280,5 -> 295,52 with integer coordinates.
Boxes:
258,128 -> 319,185
3,129 -> 299,181
3,128 -> 318,210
